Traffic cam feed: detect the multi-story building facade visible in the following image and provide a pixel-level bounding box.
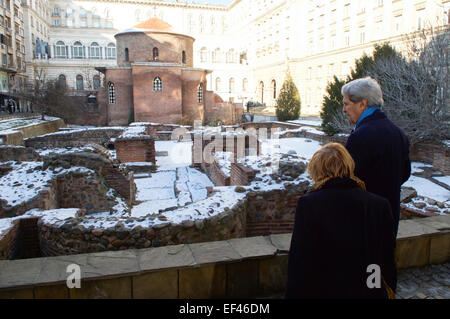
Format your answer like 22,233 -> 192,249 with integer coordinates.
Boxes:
21,0 -> 450,116
0,0 -> 27,109
22,0 -> 51,81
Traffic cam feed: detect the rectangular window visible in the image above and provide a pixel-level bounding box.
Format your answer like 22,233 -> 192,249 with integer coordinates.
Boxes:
108,83 -> 115,104
90,46 -> 101,59
376,21 -> 383,38
416,10 -> 425,30
394,16 -> 402,34
358,0 -> 366,14
344,4 -> 350,18
359,31 -> 365,44
73,46 -> 83,58
106,46 -> 116,59
344,32 -> 350,47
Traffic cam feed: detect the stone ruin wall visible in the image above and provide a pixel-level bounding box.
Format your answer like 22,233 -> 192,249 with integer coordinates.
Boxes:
0,220 -> 20,259
38,202 -> 247,257
115,137 -> 156,164
35,178 -> 311,257
410,142 -> 450,175
24,128 -> 125,149
0,151 -> 135,218
0,146 -> 42,162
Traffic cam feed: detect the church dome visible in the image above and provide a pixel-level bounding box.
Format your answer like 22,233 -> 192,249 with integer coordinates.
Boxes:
116,18 -> 178,36
133,18 -> 174,32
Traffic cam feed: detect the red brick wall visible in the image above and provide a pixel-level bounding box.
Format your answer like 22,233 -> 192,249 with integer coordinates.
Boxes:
115,32 -> 194,67
245,186 -> 307,237
246,220 -> 295,237
132,65 -> 183,123
410,142 -> 450,174
105,68 -> 134,126
230,163 -> 255,186
208,160 -> 230,186
181,69 -> 206,122
104,168 -> 136,205
115,138 -> 156,163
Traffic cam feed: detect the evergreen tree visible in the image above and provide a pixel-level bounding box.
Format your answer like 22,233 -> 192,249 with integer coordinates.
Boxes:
276,72 -> 301,121
320,76 -> 346,135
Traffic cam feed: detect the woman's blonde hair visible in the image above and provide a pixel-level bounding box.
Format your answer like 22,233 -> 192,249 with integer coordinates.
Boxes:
307,143 -> 365,190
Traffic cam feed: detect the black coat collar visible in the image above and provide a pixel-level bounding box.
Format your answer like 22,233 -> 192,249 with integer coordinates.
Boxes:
355,109 -> 387,130
314,177 -> 360,192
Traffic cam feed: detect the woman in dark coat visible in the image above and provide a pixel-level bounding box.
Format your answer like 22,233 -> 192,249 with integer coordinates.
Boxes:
285,143 -> 396,299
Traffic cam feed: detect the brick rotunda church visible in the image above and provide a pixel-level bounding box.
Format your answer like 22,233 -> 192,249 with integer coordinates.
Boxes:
97,18 -> 232,125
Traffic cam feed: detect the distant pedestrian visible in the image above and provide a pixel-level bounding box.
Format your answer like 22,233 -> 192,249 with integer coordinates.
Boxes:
7,100 -> 13,114
285,143 -> 396,299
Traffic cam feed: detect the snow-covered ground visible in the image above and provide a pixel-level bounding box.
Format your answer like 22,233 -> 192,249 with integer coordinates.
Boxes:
288,118 -> 323,127
0,116 -> 61,132
155,140 -> 192,170
404,174 -> 449,204
262,137 -> 322,160
131,166 -> 213,217
0,161 -> 96,206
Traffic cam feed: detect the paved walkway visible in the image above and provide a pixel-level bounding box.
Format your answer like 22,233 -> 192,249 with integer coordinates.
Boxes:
396,263 -> 450,299
260,262 -> 450,299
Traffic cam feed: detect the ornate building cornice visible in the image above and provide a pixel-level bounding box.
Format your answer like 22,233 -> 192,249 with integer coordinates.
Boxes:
54,0 -> 229,11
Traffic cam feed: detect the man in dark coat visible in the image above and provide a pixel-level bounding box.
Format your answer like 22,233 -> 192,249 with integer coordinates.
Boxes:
342,77 -> 411,235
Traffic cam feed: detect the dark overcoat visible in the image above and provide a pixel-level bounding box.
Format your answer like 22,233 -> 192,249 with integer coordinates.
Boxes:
345,109 -> 411,234
285,177 -> 396,299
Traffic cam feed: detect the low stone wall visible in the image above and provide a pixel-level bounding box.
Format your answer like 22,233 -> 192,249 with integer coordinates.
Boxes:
279,129 -> 348,145
43,151 -> 135,204
56,172 -> 116,214
0,215 -> 448,299
0,220 -> 20,260
0,146 -> 42,162
245,182 -> 309,237
38,201 -> 246,257
410,142 -> 450,175
25,128 -> 124,149
145,124 -> 191,141
0,182 -> 58,218
0,131 -> 24,146
17,118 -> 66,139
115,136 -> 155,164
1,152 -> 134,218
0,118 -> 67,146
241,121 -> 302,132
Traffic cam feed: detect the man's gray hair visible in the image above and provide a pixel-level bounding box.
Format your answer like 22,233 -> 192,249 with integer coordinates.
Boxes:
341,77 -> 384,107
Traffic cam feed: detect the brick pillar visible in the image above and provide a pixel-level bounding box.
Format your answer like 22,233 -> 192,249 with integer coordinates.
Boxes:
115,136 -> 155,163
